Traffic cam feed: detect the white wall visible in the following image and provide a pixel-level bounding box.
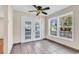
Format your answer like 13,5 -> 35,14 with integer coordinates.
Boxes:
0,5 -> 13,54
0,5 -> 4,17
0,5 -> 5,39
7,6 -> 13,53
0,18 -> 4,38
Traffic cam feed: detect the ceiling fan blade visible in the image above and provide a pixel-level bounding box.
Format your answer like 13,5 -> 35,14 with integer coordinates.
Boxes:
36,12 -> 40,16
33,5 -> 37,9
29,10 -> 37,12
42,7 -> 50,10
42,12 -> 47,15
29,11 -> 35,12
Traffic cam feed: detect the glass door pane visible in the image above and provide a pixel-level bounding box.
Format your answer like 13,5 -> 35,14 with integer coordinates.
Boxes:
35,22 -> 40,38
25,21 -> 31,39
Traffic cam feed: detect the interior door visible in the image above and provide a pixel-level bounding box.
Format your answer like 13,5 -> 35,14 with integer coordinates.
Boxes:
34,20 -> 42,40
21,16 -> 42,43
21,16 -> 33,43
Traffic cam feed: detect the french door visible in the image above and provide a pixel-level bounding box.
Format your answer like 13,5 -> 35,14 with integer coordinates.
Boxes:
21,16 -> 42,43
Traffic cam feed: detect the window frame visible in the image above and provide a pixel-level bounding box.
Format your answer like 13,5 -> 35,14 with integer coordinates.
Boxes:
48,17 -> 58,37
48,11 -> 74,41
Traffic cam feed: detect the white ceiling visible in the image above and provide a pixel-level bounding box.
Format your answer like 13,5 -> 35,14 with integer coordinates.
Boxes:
13,5 -> 70,16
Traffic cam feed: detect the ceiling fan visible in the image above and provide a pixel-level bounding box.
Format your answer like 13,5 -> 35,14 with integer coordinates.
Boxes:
29,5 -> 50,16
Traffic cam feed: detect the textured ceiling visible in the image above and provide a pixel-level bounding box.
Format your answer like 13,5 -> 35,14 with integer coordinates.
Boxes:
13,5 -> 70,16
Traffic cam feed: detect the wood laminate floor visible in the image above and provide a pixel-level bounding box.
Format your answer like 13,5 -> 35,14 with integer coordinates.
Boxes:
11,40 -> 79,54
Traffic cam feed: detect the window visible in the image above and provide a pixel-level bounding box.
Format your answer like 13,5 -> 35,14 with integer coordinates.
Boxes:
59,13 -> 72,39
49,12 -> 73,40
49,17 -> 57,36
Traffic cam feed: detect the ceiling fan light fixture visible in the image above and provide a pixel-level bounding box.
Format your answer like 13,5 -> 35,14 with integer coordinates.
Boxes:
29,5 -> 50,16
